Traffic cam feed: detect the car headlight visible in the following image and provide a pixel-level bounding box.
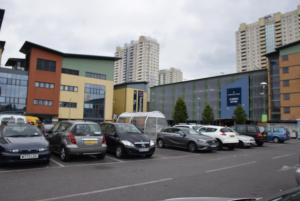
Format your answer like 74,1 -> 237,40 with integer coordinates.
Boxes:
150,140 -> 155,146
9,149 -> 19,153
39,147 -> 48,152
121,140 -> 134,147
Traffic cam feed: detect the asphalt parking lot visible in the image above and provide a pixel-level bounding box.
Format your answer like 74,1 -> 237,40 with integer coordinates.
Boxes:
0,140 -> 299,201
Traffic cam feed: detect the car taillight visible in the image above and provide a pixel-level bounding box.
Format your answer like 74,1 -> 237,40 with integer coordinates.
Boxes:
256,133 -> 262,138
67,132 -> 77,144
102,136 -> 106,144
220,132 -> 227,136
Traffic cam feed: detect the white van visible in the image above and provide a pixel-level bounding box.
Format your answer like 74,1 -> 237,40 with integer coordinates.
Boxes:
0,114 -> 26,125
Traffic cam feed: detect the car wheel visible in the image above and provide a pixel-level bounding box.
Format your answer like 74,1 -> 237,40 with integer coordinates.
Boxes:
216,139 -> 223,150
96,153 -> 106,160
238,141 -> 244,148
228,145 -> 235,150
115,146 -> 124,158
188,142 -> 197,152
145,153 -> 153,158
157,139 -> 165,148
273,137 -> 279,143
60,147 -> 70,162
256,141 -> 264,147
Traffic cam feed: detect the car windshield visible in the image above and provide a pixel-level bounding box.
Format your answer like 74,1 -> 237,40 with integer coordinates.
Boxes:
3,124 -> 42,137
116,124 -> 142,134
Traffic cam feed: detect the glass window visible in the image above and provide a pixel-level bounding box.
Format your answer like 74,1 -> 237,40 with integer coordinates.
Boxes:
282,67 -> 289,73
37,58 -> 56,72
281,55 -> 288,61
282,80 -> 289,87
284,107 -> 290,114
283,93 -> 290,100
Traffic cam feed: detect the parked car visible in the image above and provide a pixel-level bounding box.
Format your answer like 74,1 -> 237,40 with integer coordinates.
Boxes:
0,114 -> 26,125
173,124 -> 203,132
46,121 -> 106,161
198,126 -> 239,150
157,127 -> 217,152
0,123 -> 50,164
266,127 -> 289,143
231,124 -> 266,146
100,122 -> 156,158
231,128 -> 256,148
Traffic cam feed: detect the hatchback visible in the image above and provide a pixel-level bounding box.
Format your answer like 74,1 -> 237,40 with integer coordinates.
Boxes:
0,123 -> 50,164
100,123 -> 156,158
266,127 -> 289,143
157,127 -> 217,152
232,124 -> 266,146
46,121 -> 106,161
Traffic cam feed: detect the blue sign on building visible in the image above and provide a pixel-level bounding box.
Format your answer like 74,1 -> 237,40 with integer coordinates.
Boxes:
227,88 -> 241,106
221,76 -> 249,119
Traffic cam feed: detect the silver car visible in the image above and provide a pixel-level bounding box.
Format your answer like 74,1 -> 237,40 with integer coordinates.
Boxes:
296,167 -> 300,185
46,121 -> 106,161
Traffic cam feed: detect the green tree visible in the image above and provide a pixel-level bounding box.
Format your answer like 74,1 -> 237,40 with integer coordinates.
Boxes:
173,97 -> 188,124
202,104 -> 214,124
233,105 -> 247,124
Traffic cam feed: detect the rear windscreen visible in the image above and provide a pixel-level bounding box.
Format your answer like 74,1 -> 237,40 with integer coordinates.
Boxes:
73,124 -> 101,136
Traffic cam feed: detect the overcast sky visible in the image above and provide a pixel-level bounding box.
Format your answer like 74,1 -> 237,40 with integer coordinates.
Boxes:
0,0 -> 299,79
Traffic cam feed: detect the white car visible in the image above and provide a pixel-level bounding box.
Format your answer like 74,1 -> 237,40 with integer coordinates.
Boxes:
198,126 -> 239,150
232,129 -> 256,148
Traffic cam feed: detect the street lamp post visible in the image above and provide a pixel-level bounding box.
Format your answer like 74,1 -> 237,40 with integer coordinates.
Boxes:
260,82 -> 267,122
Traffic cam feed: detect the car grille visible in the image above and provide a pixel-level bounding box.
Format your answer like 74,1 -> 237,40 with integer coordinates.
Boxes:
19,149 -> 39,154
207,140 -> 216,145
134,142 -> 150,148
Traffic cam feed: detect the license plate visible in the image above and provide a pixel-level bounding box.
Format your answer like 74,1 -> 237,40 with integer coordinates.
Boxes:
20,154 -> 39,160
211,144 -> 217,147
84,140 -> 97,145
139,148 -> 149,152
230,135 -> 235,137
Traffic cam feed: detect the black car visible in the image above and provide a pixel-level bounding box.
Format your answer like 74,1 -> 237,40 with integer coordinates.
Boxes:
100,123 -> 156,158
0,123 -> 50,164
232,124 -> 266,146
157,127 -> 218,152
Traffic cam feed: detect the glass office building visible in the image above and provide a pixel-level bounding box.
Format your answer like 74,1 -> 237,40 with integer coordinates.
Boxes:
0,68 -> 28,113
150,70 -> 267,123
84,83 -> 105,121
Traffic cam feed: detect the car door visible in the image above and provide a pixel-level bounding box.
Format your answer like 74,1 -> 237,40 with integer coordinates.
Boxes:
105,124 -> 119,152
167,128 -> 185,147
51,122 -> 71,153
174,129 -> 190,148
158,128 -> 171,145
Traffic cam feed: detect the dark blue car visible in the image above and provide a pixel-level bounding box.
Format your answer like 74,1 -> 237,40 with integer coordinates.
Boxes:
266,127 -> 289,143
0,123 -> 50,164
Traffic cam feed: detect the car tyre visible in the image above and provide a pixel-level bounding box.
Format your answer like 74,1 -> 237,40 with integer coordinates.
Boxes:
273,137 -> 279,143
115,146 -> 124,158
60,146 -> 70,162
216,139 -> 223,150
188,142 -> 197,153
157,139 -> 165,148
238,140 -> 244,148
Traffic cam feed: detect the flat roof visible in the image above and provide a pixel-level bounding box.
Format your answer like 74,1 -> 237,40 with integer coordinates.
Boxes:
5,58 -> 26,66
20,41 -> 120,61
151,69 -> 267,89
0,9 -> 4,31
114,81 -> 148,88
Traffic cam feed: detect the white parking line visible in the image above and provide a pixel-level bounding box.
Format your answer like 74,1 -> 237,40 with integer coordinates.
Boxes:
272,153 -> 295,160
33,177 -> 173,201
106,155 -> 124,163
205,161 -> 257,173
50,159 -> 65,168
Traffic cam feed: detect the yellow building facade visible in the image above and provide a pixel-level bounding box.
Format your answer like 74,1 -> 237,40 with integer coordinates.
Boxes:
113,82 -> 148,116
59,74 -> 114,121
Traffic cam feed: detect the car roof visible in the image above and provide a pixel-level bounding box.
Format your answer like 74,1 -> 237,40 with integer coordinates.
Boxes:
60,120 -> 98,124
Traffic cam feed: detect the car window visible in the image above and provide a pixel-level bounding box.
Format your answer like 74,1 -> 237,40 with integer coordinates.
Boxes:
221,128 -> 233,132
57,123 -> 71,132
73,124 -> 101,136
162,128 -> 172,133
204,127 -> 217,132
235,125 -> 245,132
247,125 -> 258,132
199,127 -> 207,132
3,125 -> 42,137
115,124 -> 141,134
